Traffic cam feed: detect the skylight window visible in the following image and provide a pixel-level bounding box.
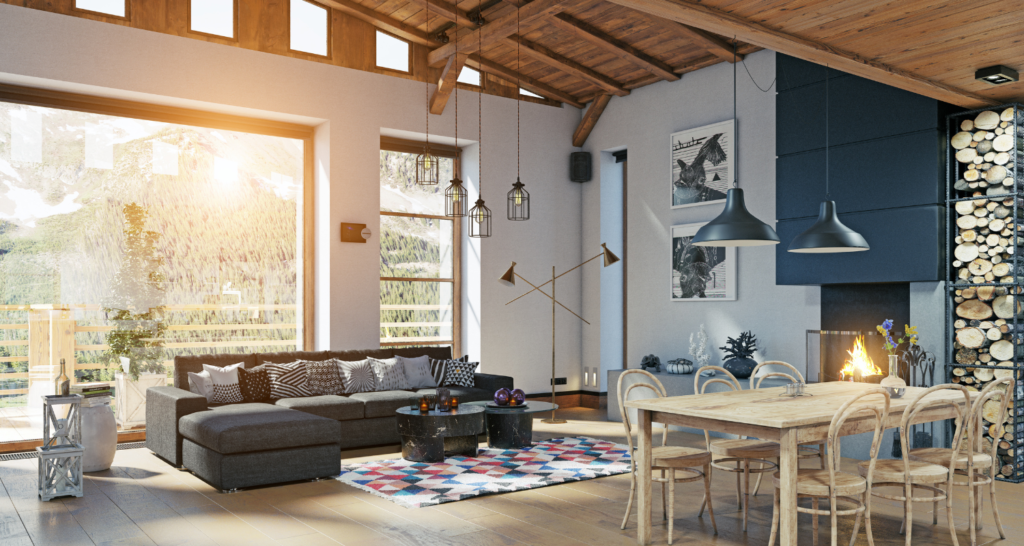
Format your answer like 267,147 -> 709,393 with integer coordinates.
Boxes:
520,88 -> 542,99
458,67 -> 480,87
191,0 -> 235,39
75,0 -> 126,17
376,31 -> 410,72
290,0 -> 330,57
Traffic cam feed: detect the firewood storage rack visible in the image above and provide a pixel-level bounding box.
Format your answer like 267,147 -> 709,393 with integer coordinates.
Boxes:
946,103 -> 1024,483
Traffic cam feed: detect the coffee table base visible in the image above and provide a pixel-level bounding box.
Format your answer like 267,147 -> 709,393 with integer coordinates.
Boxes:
401,434 -> 478,463
486,412 -> 536,449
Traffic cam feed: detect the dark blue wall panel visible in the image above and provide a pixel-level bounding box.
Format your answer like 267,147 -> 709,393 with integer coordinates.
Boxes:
776,206 -> 944,285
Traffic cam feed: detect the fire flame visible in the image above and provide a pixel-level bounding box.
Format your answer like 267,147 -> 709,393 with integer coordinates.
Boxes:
840,335 -> 882,381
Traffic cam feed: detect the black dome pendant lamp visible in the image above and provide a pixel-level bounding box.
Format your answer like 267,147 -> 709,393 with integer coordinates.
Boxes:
692,40 -> 779,248
788,66 -> 869,254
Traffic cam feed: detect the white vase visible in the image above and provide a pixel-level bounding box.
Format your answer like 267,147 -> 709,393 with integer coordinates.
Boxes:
115,372 -> 166,429
81,397 -> 117,472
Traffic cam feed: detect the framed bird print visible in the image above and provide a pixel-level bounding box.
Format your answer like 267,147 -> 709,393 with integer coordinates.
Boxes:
671,222 -> 736,301
670,119 -> 733,209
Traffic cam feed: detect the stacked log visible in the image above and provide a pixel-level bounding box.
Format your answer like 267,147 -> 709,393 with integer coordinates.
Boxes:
950,105 -> 1022,479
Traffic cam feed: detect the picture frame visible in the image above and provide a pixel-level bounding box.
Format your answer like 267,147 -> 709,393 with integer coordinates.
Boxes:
670,119 -> 734,209
671,222 -> 736,301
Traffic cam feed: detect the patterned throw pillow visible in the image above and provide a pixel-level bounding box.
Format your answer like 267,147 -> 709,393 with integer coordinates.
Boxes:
338,359 -> 376,394
368,357 -> 411,391
429,355 -> 468,387
307,359 -> 345,395
202,363 -> 244,404
238,365 -> 271,402
442,360 -> 479,388
265,361 -> 314,399
398,355 -> 435,389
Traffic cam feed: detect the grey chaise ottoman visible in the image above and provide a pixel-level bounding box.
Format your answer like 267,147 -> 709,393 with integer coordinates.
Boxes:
179,404 -> 341,491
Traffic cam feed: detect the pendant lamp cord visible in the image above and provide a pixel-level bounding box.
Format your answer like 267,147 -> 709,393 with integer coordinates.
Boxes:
733,38 -> 738,189
479,24 -> 482,196
825,65 -> 830,200
454,25 -> 458,175
424,0 -> 430,149
516,5 -> 520,180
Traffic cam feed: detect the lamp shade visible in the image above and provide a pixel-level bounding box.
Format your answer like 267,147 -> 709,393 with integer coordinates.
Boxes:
601,243 -> 620,267
692,188 -> 780,247
499,262 -> 516,285
788,200 -> 869,253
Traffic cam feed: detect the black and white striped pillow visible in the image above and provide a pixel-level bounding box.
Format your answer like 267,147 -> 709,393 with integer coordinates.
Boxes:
265,361 -> 314,399
442,361 -> 479,388
429,355 -> 468,386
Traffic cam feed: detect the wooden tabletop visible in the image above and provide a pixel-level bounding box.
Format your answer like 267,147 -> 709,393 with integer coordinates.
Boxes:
624,381 -> 973,429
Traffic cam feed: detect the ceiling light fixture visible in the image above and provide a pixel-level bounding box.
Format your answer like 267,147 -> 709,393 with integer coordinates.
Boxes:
416,0 -> 439,186
975,65 -> 1019,86
507,5 -> 530,221
444,26 -> 467,217
468,23 -> 491,238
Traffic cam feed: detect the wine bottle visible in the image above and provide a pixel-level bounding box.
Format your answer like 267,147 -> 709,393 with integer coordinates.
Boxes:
55,358 -> 70,396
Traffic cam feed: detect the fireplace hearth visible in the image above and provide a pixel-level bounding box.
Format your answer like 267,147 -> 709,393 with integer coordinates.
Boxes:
806,330 -> 935,386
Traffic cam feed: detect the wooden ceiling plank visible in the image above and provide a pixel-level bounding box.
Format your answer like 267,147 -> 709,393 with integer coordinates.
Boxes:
673,23 -> 741,63
427,0 -> 572,66
507,34 -> 630,96
467,55 -> 585,108
429,53 -> 469,114
321,0 -> 434,46
604,0 -> 999,108
424,0 -> 476,28
572,94 -> 612,146
547,13 -> 680,81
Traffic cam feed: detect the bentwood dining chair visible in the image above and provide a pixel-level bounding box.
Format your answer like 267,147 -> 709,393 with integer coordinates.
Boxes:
768,387 -> 890,546
749,361 -> 827,496
859,384 -> 972,546
909,377 -> 1013,546
617,370 -> 717,544
695,366 -> 779,532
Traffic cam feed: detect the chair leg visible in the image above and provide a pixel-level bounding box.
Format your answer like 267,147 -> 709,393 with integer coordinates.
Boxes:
969,480 -> 977,546
698,463 -> 710,517
975,482 -> 983,531
830,493 -> 839,546
736,460 -> 742,509
932,487 -> 938,525
865,490 -> 876,546
946,482 -> 960,546
905,484 -> 913,546
661,469 -> 667,521
743,459 -> 750,532
990,473 -> 1006,539
812,497 -> 820,546
818,443 -> 826,469
753,463 -> 764,496
621,466 -> 636,530
768,487 -> 779,546
849,500 -> 864,546
668,470 -> 675,546
703,463 -> 717,534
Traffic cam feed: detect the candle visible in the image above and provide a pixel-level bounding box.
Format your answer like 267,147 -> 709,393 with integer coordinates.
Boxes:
450,397 -> 459,410
509,398 -> 518,407
419,397 -> 429,413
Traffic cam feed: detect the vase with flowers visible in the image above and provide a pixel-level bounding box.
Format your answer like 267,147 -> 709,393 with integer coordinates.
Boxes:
876,319 -> 917,397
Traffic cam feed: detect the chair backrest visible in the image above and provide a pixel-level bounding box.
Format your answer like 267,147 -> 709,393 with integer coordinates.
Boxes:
617,369 -> 669,453
749,360 -> 804,390
971,377 -> 1015,471
828,388 -> 890,492
901,383 -> 972,481
693,366 -> 741,448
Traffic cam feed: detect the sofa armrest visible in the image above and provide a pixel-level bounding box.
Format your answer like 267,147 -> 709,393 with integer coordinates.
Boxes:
145,386 -> 208,467
474,373 -> 513,393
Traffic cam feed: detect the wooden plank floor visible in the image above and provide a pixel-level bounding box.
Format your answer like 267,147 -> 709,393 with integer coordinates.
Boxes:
0,407 -> 1017,545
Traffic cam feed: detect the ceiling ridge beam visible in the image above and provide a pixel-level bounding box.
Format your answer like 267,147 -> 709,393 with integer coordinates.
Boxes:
673,23 -> 742,63
573,94 -> 613,146
468,55 -> 585,108
427,0 -> 573,67
604,0 -> 998,108
424,0 -> 476,28
548,13 -> 679,82
430,54 -> 469,114
507,34 -> 630,97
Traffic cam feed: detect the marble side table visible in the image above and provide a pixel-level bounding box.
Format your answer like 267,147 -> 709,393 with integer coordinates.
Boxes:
395,406 -> 485,463
464,401 -> 558,449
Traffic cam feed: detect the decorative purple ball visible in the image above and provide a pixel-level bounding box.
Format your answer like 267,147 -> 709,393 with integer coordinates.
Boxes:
494,388 -> 511,406
511,389 -> 526,405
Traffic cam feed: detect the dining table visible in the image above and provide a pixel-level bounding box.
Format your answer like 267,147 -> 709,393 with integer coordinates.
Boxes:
624,381 -> 976,545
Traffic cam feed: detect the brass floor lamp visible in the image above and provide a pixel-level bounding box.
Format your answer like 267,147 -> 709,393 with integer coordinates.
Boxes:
499,243 -> 621,424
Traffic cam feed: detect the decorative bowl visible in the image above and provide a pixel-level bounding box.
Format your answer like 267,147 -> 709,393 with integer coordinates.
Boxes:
494,388 -> 511,406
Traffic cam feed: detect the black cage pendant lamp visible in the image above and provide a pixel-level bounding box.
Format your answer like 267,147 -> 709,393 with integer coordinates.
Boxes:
506,7 -> 530,221
416,0 -> 439,186
788,67 -> 869,253
444,27 -> 467,217
692,40 -> 779,248
468,27 -> 492,238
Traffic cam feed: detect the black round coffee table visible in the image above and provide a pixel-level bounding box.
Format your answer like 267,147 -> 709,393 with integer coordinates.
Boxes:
463,401 -> 558,449
395,406 -> 485,463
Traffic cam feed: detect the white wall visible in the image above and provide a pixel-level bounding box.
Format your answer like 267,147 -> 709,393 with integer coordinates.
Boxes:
581,50 -> 821,392
0,4 -> 582,393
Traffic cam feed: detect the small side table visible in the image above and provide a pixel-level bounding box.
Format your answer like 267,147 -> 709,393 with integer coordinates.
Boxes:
395,406 -> 485,463
464,401 -> 558,449
38,394 -> 84,501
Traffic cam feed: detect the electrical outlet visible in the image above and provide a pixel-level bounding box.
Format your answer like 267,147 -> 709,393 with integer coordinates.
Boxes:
550,377 -> 567,386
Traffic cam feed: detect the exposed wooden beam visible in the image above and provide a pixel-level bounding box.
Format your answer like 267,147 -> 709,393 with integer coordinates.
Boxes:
547,14 -> 679,82
467,55 -> 584,108
320,0 -> 433,47
427,0 -> 572,67
573,94 -> 612,147
424,0 -> 476,29
604,0 -> 998,108
507,34 -> 630,97
673,23 -> 741,63
430,54 -> 469,114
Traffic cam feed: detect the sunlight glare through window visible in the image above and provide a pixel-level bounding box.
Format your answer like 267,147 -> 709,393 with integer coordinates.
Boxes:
191,0 -> 234,38
457,67 -> 480,86
290,0 -> 329,56
376,31 -> 409,72
75,0 -> 126,17
520,88 -> 542,99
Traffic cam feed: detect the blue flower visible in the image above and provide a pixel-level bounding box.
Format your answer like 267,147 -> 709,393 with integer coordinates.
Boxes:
881,319 -> 893,331
887,335 -> 895,347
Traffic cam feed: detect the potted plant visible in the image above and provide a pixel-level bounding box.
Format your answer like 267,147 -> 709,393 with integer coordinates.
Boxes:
720,331 -> 758,379
104,203 -> 167,428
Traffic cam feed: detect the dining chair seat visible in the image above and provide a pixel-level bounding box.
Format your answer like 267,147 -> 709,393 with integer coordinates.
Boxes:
771,469 -> 867,498
653,446 -> 713,467
860,459 -> 949,484
710,439 -> 780,460
909,447 -> 994,470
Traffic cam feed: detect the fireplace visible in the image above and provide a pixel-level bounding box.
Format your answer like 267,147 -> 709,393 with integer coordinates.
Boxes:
806,330 -> 934,386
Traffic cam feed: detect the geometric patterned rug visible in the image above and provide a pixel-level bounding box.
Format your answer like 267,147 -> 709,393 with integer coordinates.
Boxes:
336,437 -> 631,508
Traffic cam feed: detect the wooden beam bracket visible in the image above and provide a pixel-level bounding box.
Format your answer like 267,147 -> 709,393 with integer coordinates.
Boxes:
573,94 -> 612,146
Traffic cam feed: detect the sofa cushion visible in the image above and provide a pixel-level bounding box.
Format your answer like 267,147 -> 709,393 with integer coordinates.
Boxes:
398,355 -> 435,389
275,395 -> 364,421
179,403 -> 339,454
306,359 -> 345,396
238,365 -> 271,403
349,390 -> 421,419
338,359 -> 377,394
415,387 -> 492,403
265,361 -> 314,399
368,357 -> 411,390
443,361 -> 479,388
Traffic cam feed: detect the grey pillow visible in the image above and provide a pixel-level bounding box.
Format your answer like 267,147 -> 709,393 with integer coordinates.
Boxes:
398,355 -> 435,389
368,357 -> 411,391
338,359 -> 376,394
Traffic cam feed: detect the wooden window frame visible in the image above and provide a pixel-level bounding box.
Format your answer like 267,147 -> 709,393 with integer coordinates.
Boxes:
374,30 -> 412,75
288,0 -> 333,60
0,83 -> 316,351
379,137 -> 462,355
187,0 -> 239,42
72,0 -> 130,21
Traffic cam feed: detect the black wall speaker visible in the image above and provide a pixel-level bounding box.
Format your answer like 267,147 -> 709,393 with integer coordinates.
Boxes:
570,152 -> 592,183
